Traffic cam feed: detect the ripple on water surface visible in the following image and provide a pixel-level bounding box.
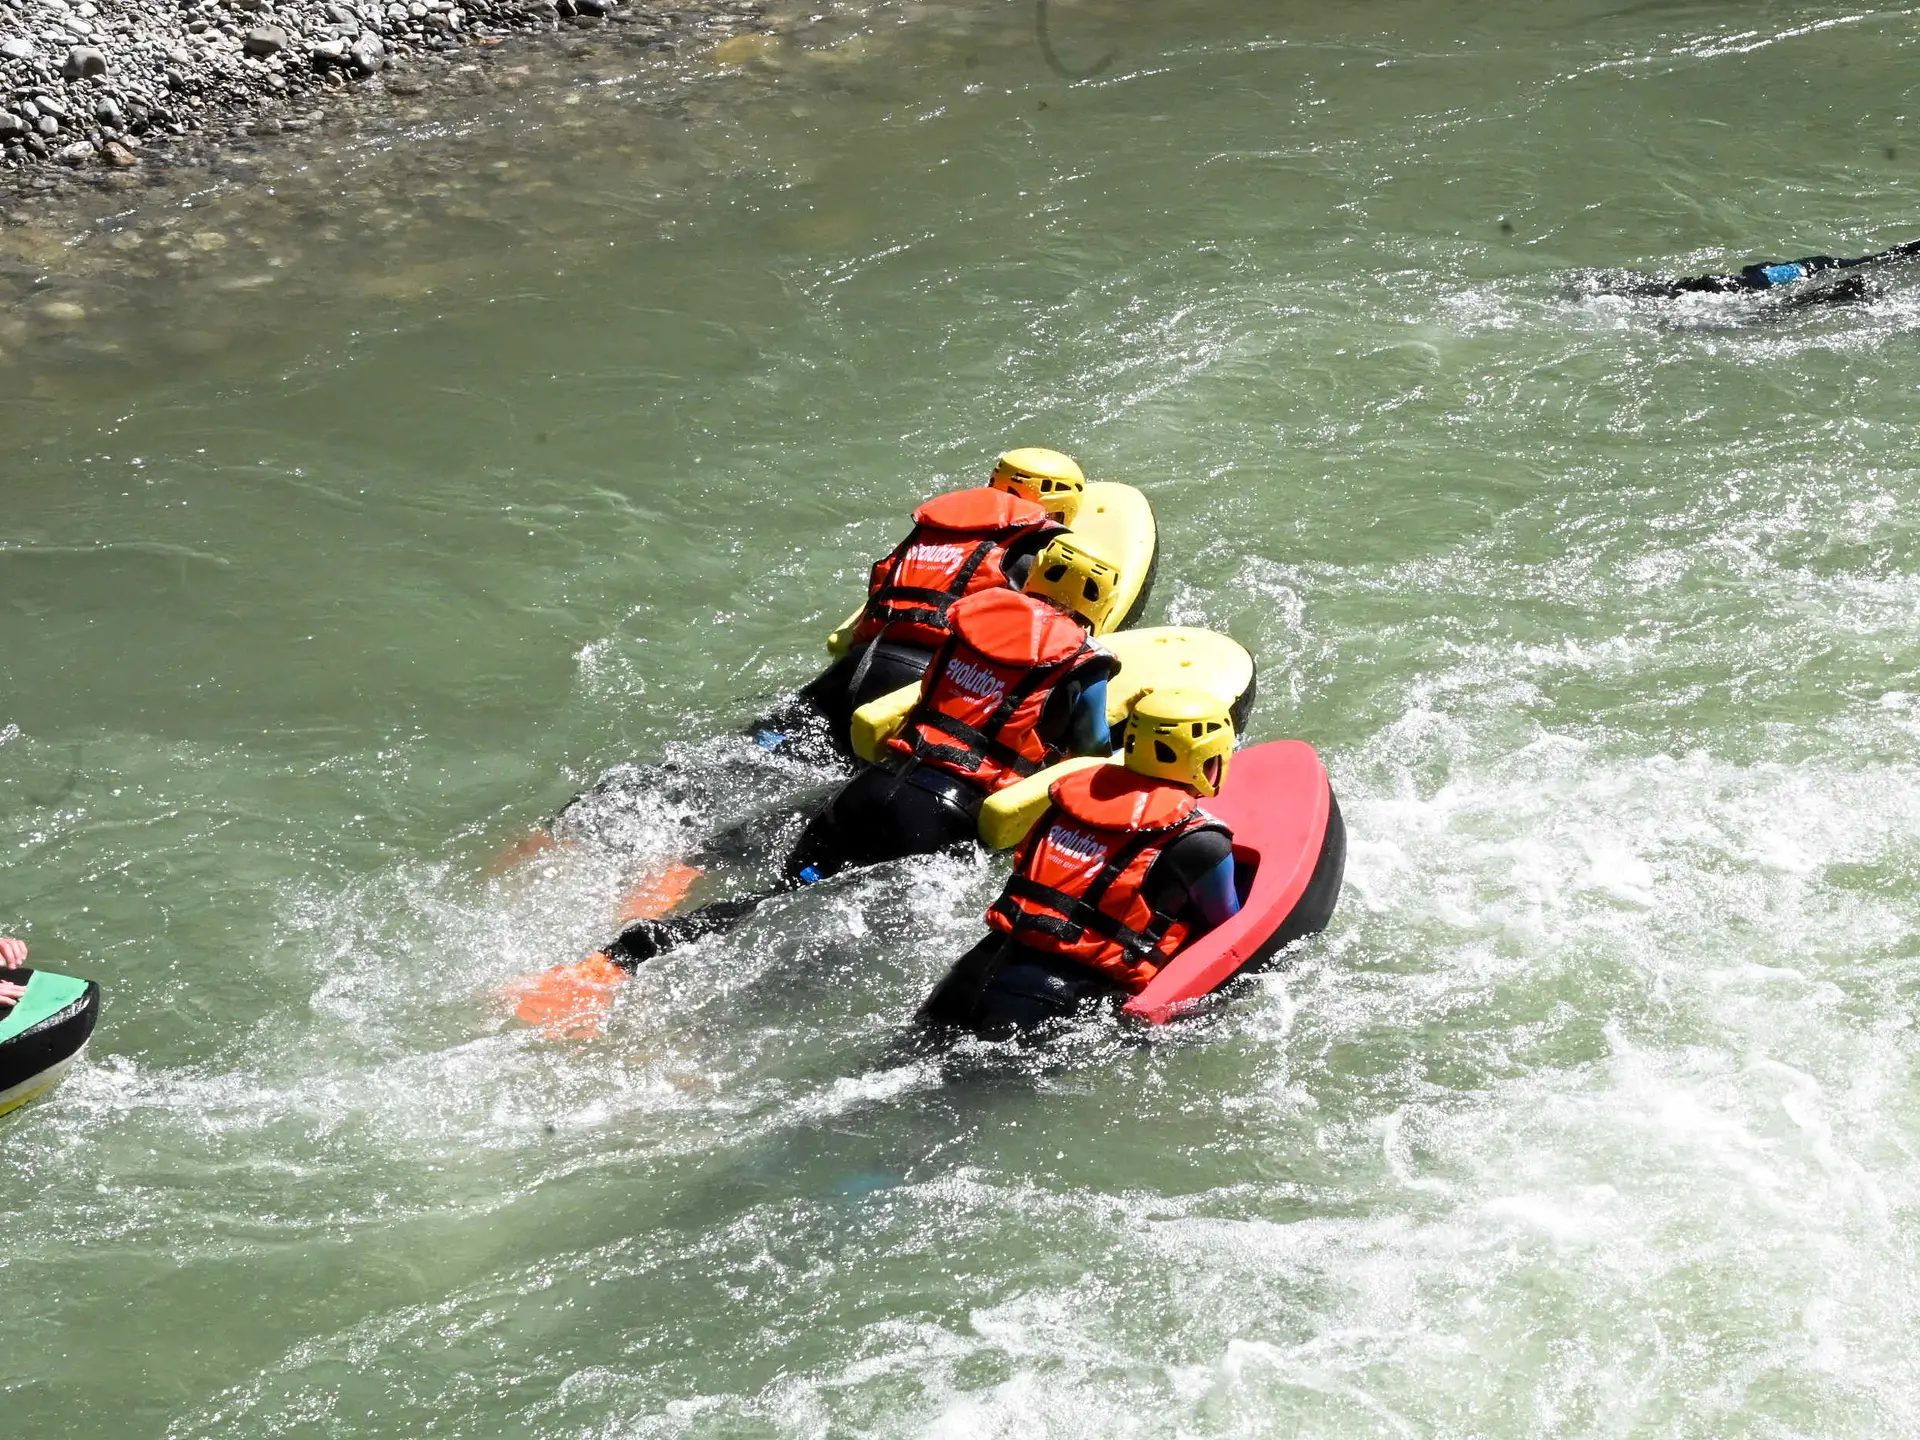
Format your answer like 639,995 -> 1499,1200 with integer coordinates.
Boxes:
7,0 -> 1920,1435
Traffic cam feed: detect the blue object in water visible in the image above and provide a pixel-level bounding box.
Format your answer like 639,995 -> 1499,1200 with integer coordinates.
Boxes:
754,730 -> 787,750
797,865 -> 822,884
833,1171 -> 900,1199
1760,263 -> 1807,286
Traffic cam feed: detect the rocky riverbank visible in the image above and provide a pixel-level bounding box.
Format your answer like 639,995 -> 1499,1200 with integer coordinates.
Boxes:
0,0 -> 767,193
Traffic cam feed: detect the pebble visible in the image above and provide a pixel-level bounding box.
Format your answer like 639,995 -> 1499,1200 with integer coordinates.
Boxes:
0,0 -> 775,196
36,299 -> 85,325
59,42 -> 104,76
708,29 -> 774,66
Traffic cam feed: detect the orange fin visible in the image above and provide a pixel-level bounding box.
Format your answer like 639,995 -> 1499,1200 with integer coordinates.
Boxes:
496,951 -> 628,1038
616,861 -> 703,924
490,828 -> 564,875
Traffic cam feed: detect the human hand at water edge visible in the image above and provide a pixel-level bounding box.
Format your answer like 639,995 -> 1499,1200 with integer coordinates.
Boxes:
0,936 -> 26,1010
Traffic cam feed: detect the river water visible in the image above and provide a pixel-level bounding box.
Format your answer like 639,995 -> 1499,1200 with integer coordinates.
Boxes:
5,0 -> 1920,1432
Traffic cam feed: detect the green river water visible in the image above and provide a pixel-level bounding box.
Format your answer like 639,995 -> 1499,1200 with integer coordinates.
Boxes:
5,0 -> 1920,1433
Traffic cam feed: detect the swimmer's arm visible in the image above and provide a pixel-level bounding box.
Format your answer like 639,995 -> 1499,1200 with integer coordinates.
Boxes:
1188,855 -> 1241,931
1067,676 -> 1111,755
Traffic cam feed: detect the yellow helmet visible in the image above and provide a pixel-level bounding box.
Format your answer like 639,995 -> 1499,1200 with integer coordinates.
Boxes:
990,447 -> 1085,523
1023,532 -> 1122,632
1122,687 -> 1235,797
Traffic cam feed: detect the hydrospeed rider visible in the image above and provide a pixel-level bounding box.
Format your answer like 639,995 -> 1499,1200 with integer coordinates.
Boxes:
761,448 -> 1090,750
1,936 -> 25,1010
605,532 -> 1127,965
918,688 -> 1242,1036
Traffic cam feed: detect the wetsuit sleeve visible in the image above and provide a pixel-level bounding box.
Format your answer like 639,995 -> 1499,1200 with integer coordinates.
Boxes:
1067,676 -> 1111,755
1188,853 -> 1241,930
1036,651 -> 1120,751
1140,827 -> 1238,933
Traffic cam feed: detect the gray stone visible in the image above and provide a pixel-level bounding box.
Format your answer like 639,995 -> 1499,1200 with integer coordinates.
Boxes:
310,35 -> 347,60
348,31 -> 383,70
33,112 -> 55,134
0,37 -> 33,59
53,138 -> 90,163
241,24 -> 285,54
59,43 -> 105,77
92,95 -> 118,123
0,110 -> 22,137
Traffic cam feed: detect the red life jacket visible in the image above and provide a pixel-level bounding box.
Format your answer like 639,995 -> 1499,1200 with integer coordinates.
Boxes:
853,488 -> 1063,651
887,588 -> 1103,792
986,765 -> 1225,991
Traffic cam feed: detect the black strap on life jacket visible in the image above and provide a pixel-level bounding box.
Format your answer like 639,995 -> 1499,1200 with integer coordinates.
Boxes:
851,536 -> 997,696
991,826 -> 1174,959
905,632 -> 1093,778
866,535 -> 998,632
990,815 -> 1214,961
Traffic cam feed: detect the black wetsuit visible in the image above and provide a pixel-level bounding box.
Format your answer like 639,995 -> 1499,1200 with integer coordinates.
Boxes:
780,651 -> 1117,884
757,541 -> 1052,754
603,653 -> 1114,968
918,827 -> 1235,1036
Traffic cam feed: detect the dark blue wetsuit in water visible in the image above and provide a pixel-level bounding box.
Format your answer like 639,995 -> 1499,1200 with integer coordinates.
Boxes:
605,546 -> 1132,969
604,590 -> 1120,969
759,538 -> 1055,756
919,825 -> 1239,1035
782,670 -> 1113,885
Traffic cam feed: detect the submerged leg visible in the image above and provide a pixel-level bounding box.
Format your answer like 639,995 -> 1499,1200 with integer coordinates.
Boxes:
604,893 -> 775,969
917,933 -> 1016,1029
782,764 -> 978,885
920,940 -> 1120,1039
750,645 -> 934,759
